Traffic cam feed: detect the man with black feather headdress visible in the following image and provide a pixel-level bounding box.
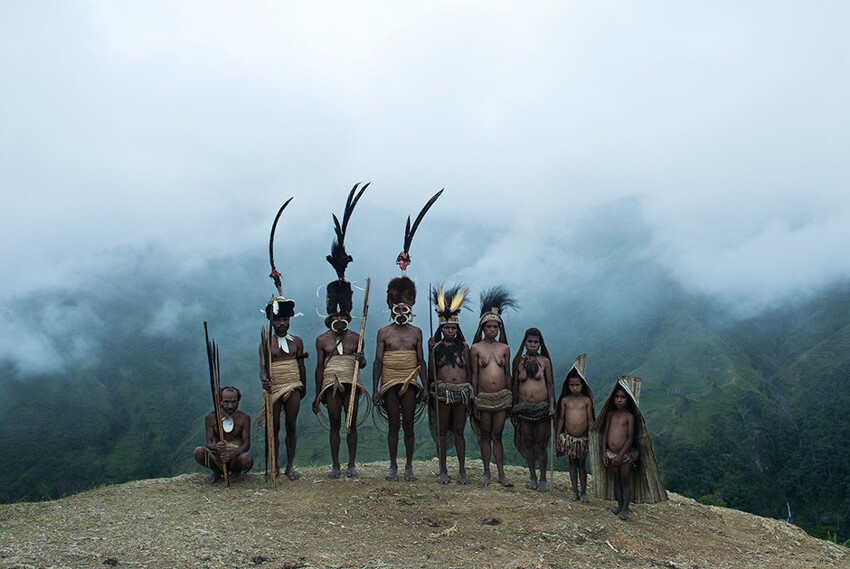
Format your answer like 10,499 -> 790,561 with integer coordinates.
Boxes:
470,287 -> 517,487
312,184 -> 369,479
372,190 -> 442,482
427,283 -> 473,484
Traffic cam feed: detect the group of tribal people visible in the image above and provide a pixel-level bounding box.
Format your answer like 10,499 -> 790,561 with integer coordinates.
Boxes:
194,184 -> 668,520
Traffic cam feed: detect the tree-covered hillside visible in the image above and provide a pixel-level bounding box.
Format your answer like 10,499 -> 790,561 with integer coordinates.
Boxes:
2,254 -> 848,542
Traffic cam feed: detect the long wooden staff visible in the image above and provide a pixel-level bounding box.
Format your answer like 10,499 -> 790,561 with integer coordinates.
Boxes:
429,284 -> 440,454
261,326 -> 278,488
204,321 -> 230,487
346,277 -> 371,431
550,410 -> 555,488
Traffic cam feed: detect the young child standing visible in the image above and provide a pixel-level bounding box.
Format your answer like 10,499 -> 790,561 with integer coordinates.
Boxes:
590,377 -> 668,520
555,353 -> 594,501
603,385 -> 638,519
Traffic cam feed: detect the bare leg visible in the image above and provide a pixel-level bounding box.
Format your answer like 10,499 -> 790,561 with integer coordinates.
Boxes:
611,464 -> 622,514
401,388 -> 418,481
437,399 -> 451,484
520,421 -> 538,490
346,389 -> 359,477
477,410 -> 493,487
491,410 -> 512,487
272,398 -> 283,476
534,421 -> 549,492
384,388 -> 401,480
283,392 -> 301,480
325,390 -> 343,478
452,404 -> 469,484
568,458 -> 580,499
229,453 -> 254,482
194,447 -> 222,483
618,462 -> 632,519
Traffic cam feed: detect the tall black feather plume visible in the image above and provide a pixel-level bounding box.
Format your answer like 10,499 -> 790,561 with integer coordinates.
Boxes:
326,182 -> 369,280
479,286 -> 518,317
403,189 -> 444,253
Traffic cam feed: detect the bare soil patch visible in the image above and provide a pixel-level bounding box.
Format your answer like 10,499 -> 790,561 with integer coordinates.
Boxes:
1,459 -> 847,568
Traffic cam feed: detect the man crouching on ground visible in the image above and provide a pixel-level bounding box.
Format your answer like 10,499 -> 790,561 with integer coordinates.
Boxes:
194,386 -> 253,482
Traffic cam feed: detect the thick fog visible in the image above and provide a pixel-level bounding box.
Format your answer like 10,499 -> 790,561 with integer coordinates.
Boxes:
3,2 -> 850,374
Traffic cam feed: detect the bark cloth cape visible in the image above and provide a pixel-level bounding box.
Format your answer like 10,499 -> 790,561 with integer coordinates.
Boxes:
317,183 -> 371,427
589,377 -> 668,504
257,198 -> 307,430
428,283 -> 472,450
374,189 -> 443,424
511,328 -> 554,455
555,353 -> 595,458
469,286 -> 517,440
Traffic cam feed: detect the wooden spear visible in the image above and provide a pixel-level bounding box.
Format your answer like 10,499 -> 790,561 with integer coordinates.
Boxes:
261,325 -> 278,488
346,277 -> 371,431
429,284 -> 440,460
204,321 -> 229,487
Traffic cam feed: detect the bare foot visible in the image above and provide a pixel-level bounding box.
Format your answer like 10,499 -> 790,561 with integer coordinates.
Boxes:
611,504 -> 622,514
570,491 -> 579,501
526,479 -> 538,490
580,492 -> 588,502
537,480 -> 549,492
327,467 -> 341,479
386,466 -> 398,481
404,467 -> 417,481
204,471 -> 221,484
498,474 -> 513,487
458,469 -> 469,485
229,470 -> 243,483
478,473 -> 491,487
438,472 -> 450,484
285,468 -> 300,481
346,466 -> 359,478
618,508 -> 630,520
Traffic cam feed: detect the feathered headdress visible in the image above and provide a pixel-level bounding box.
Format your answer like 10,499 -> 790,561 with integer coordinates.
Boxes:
432,283 -> 469,326
324,182 -> 368,328
265,198 -> 296,320
473,286 -> 517,344
387,189 -> 443,323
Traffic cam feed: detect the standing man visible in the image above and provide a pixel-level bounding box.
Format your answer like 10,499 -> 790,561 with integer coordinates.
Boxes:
194,386 -> 253,483
259,297 -> 307,480
313,183 -> 370,479
373,190 -> 442,481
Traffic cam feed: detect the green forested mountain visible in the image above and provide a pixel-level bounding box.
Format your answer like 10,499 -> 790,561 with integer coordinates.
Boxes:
1,257 -> 848,542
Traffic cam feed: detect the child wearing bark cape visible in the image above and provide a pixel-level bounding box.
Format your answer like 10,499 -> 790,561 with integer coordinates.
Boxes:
589,376 -> 667,520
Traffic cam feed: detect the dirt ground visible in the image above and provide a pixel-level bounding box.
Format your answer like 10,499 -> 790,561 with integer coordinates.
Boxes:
1,459 -> 847,569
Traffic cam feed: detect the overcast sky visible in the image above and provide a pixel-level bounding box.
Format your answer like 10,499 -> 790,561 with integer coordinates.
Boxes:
2,1 -> 849,315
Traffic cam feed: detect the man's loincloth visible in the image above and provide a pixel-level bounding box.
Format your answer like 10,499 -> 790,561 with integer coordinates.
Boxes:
473,388 -> 512,412
606,447 -> 639,464
559,433 -> 589,459
512,400 -> 549,422
318,354 -> 367,400
379,350 -> 422,396
435,381 -> 473,405
257,359 -> 303,428
203,440 -> 241,468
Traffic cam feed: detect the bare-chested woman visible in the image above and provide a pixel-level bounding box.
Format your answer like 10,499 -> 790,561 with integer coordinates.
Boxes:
427,284 -> 472,484
511,328 -> 554,491
470,287 -> 517,488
